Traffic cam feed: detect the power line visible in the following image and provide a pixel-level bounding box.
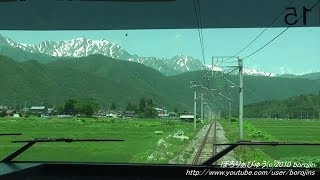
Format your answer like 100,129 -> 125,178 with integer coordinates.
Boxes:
193,0 -> 206,66
197,0 -> 206,65
242,27 -> 289,60
224,0 -> 296,62
243,0 -> 320,60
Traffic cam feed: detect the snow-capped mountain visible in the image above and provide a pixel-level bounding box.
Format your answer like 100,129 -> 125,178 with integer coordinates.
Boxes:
243,67 -> 276,77
205,64 -> 276,77
0,34 -> 206,75
0,34 -> 275,76
5,36 -> 131,60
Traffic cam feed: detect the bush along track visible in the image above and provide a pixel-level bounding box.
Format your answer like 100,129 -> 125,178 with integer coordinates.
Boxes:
220,119 -> 320,168
132,120 -> 205,164
220,119 -> 275,163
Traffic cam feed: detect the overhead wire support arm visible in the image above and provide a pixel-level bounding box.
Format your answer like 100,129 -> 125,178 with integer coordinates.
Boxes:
206,56 -> 239,80
222,67 -> 239,76
218,93 -> 230,101
221,76 -> 239,88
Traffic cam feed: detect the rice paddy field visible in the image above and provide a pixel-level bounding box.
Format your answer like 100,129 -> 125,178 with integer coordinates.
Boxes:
0,117 -> 204,164
220,118 -> 320,166
2,117 -> 319,166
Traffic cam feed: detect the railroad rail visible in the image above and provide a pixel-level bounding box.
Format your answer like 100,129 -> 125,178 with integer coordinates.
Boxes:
192,121 -> 216,165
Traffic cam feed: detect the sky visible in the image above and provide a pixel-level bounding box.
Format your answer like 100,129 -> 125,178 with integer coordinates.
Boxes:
0,27 -> 319,75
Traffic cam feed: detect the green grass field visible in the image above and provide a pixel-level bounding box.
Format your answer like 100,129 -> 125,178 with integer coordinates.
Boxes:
0,117 -> 204,164
220,118 -> 320,166
248,119 -> 320,159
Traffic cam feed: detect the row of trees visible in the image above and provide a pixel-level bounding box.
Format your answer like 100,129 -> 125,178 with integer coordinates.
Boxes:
57,98 -> 183,118
126,98 -> 158,118
58,99 -> 100,117
58,98 -> 159,118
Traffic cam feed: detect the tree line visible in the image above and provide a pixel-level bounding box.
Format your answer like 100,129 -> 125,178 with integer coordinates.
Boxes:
125,98 -> 158,118
244,92 -> 320,119
58,99 -> 100,117
58,97 -> 159,118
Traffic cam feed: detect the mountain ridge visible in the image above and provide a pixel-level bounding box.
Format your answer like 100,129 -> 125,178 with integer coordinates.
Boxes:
1,34 -> 319,79
1,54 -> 320,113
0,34 -> 279,77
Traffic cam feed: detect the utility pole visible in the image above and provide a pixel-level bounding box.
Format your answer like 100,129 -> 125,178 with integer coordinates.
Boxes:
190,82 -> 206,131
228,87 -> 232,124
13,92 -> 16,110
238,58 -> 244,140
194,90 -> 197,131
24,100 -> 27,114
201,93 -> 204,119
229,89 -> 231,123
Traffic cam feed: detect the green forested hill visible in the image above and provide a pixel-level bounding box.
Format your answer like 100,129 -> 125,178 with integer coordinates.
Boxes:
1,54 -> 320,113
0,55 -> 193,110
171,71 -> 320,108
244,93 -> 320,119
0,45 -> 64,63
279,73 -> 320,80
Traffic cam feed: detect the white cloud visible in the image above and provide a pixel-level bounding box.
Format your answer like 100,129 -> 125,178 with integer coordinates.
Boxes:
279,66 -> 292,75
279,65 -> 313,75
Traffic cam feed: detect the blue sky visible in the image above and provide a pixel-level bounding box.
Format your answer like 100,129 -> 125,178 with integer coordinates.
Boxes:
0,27 -> 319,75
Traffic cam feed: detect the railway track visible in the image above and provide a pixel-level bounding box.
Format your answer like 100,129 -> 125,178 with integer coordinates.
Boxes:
192,121 -> 216,165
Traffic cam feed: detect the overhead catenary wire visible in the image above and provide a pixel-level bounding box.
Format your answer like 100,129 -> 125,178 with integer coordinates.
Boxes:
204,0 -> 303,76
193,0 -> 212,88
193,0 -> 206,66
234,0 -> 320,123
197,0 -> 206,66
243,0 -> 320,60
223,0 -> 296,62
242,27 -> 290,60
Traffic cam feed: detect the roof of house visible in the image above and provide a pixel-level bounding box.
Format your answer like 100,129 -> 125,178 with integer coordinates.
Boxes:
30,106 -> 46,110
5,109 -> 16,114
0,106 -> 10,110
180,115 -> 194,119
158,114 -> 170,117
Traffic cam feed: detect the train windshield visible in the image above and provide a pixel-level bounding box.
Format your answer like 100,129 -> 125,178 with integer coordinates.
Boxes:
0,0 -> 320,167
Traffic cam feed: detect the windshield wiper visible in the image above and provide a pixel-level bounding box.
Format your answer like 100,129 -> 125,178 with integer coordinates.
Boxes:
2,138 -> 124,162
202,140 -> 320,166
11,138 -> 124,143
57,0 -> 176,2
0,133 -> 22,136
